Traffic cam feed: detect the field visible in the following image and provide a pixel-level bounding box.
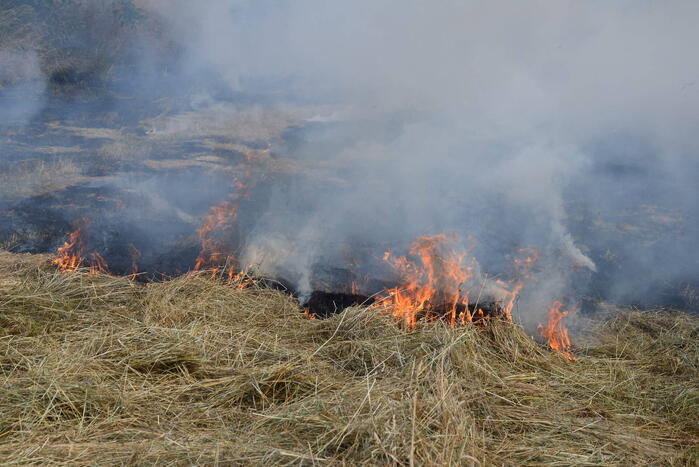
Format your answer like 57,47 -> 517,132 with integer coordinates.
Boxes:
2,2 -> 699,465
1,252 -> 697,465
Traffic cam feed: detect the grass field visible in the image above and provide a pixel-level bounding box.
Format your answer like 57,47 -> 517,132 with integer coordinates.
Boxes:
0,251 -> 697,465
1,3 -> 698,464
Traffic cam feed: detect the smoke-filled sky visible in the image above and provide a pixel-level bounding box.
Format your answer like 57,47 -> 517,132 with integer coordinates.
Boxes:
2,0 -> 698,322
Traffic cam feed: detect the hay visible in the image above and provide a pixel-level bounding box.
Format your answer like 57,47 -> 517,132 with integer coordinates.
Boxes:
0,252 -> 697,465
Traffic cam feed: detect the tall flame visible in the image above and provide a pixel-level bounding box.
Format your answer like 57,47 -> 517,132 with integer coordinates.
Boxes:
380,234 -> 474,329
193,151 -> 262,275
539,301 -> 574,360
88,252 -> 109,275
53,218 -> 88,272
194,201 -> 240,272
53,218 -> 110,274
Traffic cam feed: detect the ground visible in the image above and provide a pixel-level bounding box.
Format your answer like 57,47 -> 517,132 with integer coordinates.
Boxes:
0,252 -> 697,465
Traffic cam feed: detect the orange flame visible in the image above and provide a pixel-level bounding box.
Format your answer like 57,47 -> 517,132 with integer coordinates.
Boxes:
88,252 -> 109,275
376,235 -> 545,331
193,152 -> 260,274
539,301 -> 574,360
303,308 -> 317,320
53,218 -> 88,272
194,201 -> 240,271
497,248 -> 540,321
380,234 -> 474,329
53,218 -> 109,274
511,247 -> 540,278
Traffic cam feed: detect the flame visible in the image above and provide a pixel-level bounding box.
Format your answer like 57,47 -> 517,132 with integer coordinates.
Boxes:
303,308 -> 317,320
538,301 -> 574,360
498,248 -> 540,320
511,247 -> 540,277
194,201 -> 240,271
193,153 -> 260,274
88,252 -> 109,275
380,234 -> 474,329
53,218 -> 109,274
53,218 -> 88,271
376,235 -> 545,331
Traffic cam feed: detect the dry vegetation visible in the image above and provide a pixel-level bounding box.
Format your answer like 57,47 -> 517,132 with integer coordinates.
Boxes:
0,159 -> 85,202
0,251 -> 697,465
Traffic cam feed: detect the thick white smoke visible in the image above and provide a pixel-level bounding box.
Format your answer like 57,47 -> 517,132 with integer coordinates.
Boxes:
139,0 -> 699,317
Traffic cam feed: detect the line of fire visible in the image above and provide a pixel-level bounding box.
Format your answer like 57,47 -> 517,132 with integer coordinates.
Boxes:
50,151 -> 574,360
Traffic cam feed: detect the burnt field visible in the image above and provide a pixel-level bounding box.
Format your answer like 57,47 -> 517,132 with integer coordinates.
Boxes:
1,98 -> 696,312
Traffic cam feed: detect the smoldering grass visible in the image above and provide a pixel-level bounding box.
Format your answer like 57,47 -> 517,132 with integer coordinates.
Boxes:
0,251 -> 697,465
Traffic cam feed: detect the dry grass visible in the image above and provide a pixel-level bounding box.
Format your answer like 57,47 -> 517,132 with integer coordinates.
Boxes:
0,251 -> 697,465
0,159 -> 86,202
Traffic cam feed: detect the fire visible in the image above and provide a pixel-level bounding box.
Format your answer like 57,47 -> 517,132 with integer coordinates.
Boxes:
539,301 -> 574,360
88,252 -> 109,275
303,308 -> 317,320
53,219 -> 88,271
511,247 -> 540,277
208,266 -> 258,289
376,235 -> 551,335
379,234 -> 475,329
498,247 -> 540,320
53,218 -> 109,274
193,152 -> 259,274
194,201 -> 240,271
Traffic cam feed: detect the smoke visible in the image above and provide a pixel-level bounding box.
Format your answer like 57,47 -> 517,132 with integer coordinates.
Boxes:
3,1 -> 699,323
0,49 -> 45,125
143,1 -> 698,309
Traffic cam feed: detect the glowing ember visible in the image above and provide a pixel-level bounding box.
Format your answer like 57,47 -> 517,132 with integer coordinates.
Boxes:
539,301 -> 574,360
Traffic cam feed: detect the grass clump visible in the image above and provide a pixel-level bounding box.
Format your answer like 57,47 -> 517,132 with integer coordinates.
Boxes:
0,251 -> 697,465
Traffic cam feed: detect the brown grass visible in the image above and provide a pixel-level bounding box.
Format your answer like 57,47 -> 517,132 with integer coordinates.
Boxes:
0,159 -> 85,202
0,251 -> 697,465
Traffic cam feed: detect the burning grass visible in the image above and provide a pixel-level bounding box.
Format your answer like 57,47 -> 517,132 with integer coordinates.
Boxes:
0,251 -> 697,465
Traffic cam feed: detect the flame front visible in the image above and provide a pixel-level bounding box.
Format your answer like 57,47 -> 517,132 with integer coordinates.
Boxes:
539,301 -> 574,360
380,234 -> 474,329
